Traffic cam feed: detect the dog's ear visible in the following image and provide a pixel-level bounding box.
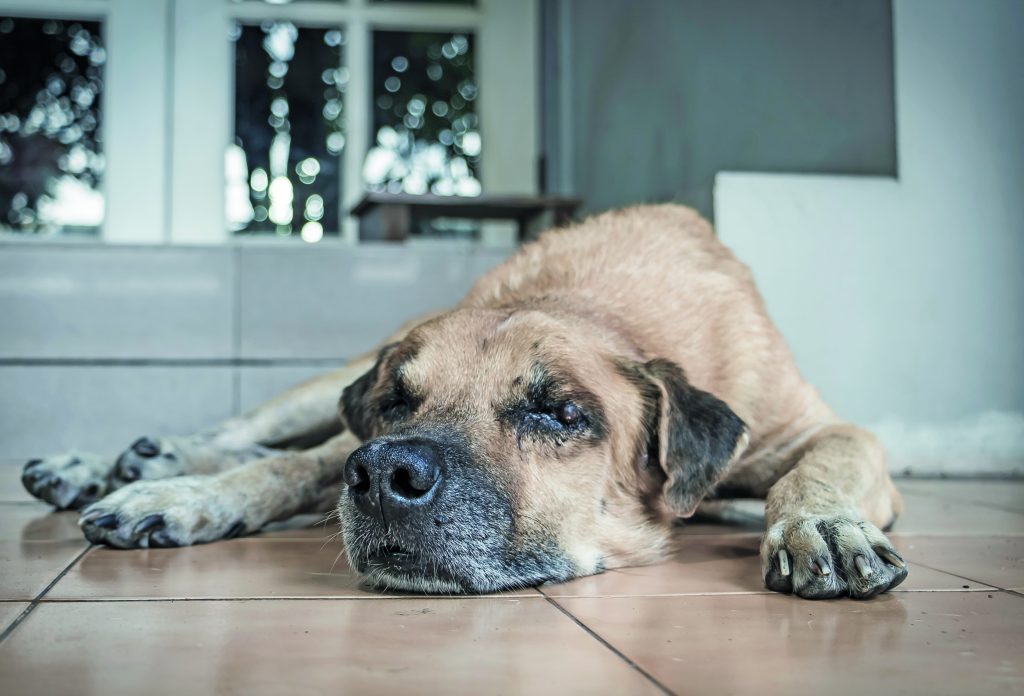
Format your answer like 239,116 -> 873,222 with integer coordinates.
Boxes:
340,344 -> 397,441
628,358 -> 749,517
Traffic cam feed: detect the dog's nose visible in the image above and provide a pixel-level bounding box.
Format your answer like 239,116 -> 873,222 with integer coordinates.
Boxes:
344,439 -> 443,524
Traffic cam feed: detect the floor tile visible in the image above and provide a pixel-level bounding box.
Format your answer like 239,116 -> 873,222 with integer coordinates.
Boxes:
0,504 -> 84,543
891,493 -> 1024,535
0,598 -> 661,695
894,535 -> 1024,591
899,479 -> 1024,513
557,592 -> 1024,695
541,533 -> 996,597
0,541 -> 88,601
0,601 -> 30,634
45,538 -> 539,600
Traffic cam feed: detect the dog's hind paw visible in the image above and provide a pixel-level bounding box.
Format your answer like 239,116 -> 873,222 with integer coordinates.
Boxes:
79,476 -> 248,549
760,514 -> 908,599
22,452 -> 112,509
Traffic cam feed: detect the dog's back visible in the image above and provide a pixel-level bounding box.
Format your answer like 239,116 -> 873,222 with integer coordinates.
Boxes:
461,204 -> 834,472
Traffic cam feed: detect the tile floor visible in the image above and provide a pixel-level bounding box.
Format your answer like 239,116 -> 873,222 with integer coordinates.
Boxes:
1,468 -> 1022,695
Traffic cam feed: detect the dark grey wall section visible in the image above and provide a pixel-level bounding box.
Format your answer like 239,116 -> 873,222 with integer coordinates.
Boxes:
545,0 -> 896,218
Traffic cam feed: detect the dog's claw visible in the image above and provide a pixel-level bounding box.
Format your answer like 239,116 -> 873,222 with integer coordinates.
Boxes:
854,555 -> 873,578
812,556 -> 832,576
134,514 -> 165,535
778,549 -> 791,576
92,513 -> 119,529
877,548 -> 906,569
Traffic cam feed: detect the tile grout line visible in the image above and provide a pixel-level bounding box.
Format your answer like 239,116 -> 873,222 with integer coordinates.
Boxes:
905,559 -> 1010,592
35,595 -> 549,603
0,545 -> 92,644
543,595 -> 675,696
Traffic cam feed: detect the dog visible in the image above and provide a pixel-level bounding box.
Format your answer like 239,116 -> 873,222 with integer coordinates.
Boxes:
21,204 -> 907,599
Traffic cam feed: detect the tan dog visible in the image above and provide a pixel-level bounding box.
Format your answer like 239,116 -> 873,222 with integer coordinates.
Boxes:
23,204 -> 907,599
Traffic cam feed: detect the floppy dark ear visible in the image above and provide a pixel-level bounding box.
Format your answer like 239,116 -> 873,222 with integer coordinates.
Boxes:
634,359 -> 749,517
340,344 -> 396,441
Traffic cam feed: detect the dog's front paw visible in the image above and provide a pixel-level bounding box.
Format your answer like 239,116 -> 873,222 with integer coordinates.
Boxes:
22,452 -> 112,509
79,477 -> 247,549
761,514 -> 908,599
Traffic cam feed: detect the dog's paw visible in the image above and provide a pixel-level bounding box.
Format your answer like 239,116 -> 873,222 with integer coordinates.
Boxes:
22,452 -> 112,509
112,436 -> 188,483
111,436 -> 275,484
761,514 -> 908,599
79,477 -> 247,549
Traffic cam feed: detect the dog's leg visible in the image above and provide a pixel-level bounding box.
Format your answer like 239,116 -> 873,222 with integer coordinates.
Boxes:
107,356 -> 377,479
21,356 -> 374,510
759,424 -> 908,599
78,432 -> 359,548
24,310 -> 438,510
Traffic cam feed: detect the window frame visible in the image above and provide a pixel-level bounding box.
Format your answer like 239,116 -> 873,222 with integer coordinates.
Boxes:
0,0 -> 538,245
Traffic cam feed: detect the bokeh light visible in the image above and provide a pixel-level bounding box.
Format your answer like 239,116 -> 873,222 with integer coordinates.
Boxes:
365,30 -> 482,200
0,17 -> 105,234
230,21 -> 343,236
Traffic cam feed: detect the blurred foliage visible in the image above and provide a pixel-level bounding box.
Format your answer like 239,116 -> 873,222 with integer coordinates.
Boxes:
367,30 -> 480,196
232,22 -> 343,237
0,17 -> 104,233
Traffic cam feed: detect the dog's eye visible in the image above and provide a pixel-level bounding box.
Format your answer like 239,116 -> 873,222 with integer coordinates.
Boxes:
528,401 -> 585,430
558,402 -> 581,426
381,396 -> 411,420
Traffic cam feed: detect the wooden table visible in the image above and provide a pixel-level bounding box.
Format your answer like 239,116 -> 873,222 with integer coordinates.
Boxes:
350,193 -> 582,242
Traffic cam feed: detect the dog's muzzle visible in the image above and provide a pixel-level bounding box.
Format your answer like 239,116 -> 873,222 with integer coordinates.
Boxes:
339,432 -> 575,593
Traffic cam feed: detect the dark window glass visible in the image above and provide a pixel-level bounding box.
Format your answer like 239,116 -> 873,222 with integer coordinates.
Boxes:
230,21 -> 345,242
366,30 -> 480,198
0,17 -> 105,235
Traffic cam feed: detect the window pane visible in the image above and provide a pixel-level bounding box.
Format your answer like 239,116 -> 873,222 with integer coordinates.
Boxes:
366,30 -> 480,198
230,22 -> 345,241
0,17 -> 105,235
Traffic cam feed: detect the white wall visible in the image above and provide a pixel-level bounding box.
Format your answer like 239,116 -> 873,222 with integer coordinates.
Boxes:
716,0 -> 1024,476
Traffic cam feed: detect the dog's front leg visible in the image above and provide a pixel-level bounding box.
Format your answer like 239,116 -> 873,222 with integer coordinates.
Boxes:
77,432 -> 359,549
760,424 -> 908,599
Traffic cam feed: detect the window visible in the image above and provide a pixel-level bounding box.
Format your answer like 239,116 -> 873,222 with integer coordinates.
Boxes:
0,0 -> 537,244
230,21 -> 346,241
0,16 -> 105,235
366,30 -> 481,197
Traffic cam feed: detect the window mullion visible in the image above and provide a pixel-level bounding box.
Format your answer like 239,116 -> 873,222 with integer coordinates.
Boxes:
477,0 -> 537,195
168,0 -> 231,244
102,0 -> 170,243
342,13 -> 370,244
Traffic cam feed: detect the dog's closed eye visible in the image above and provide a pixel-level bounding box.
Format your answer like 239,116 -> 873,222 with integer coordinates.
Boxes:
380,382 -> 418,421
511,399 -> 591,448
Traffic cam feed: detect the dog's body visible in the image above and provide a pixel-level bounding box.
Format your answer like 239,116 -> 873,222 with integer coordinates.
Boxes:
23,205 -> 907,598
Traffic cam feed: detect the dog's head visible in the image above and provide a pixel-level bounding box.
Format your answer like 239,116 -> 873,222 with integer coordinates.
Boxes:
338,308 -> 748,593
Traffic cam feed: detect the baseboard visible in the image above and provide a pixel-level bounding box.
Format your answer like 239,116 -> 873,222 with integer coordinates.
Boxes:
870,410 -> 1024,477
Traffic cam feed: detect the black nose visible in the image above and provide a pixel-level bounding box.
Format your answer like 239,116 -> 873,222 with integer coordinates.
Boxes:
131,437 -> 160,458
344,439 -> 443,524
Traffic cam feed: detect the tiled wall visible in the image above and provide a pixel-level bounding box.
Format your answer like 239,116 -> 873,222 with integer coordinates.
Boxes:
0,242 -> 513,459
